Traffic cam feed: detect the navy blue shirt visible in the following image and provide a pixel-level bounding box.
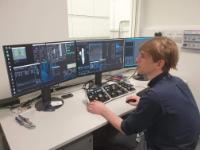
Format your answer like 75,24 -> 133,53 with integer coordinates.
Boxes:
121,73 -> 200,149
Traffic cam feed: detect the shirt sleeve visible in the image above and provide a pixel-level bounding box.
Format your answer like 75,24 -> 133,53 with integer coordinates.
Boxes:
121,90 -> 162,135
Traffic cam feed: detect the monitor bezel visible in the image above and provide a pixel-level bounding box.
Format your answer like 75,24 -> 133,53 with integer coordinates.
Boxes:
123,37 -> 152,68
3,40 -> 77,97
76,38 -> 124,77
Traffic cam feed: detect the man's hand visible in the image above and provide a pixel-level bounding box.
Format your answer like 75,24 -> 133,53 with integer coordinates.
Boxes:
126,95 -> 140,106
87,100 -> 107,115
87,100 -> 124,134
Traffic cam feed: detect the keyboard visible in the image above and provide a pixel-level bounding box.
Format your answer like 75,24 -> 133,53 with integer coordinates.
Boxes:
86,81 -> 135,103
86,87 -> 110,103
103,83 -> 128,98
117,81 -> 135,91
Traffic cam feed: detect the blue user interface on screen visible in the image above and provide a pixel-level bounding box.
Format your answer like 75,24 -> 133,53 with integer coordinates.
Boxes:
76,39 -> 124,76
124,37 -> 152,67
3,41 -> 77,96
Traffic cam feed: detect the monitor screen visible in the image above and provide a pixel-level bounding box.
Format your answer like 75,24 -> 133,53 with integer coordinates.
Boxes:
124,37 -> 152,67
76,39 -> 124,76
3,41 -> 77,97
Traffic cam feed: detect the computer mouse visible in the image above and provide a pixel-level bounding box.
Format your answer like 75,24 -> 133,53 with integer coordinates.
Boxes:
126,98 -> 136,103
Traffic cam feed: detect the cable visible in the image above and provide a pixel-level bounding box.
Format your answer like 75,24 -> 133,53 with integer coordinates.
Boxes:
8,94 -> 41,113
82,80 -> 94,90
20,94 -> 41,108
54,79 -> 94,91
128,68 -> 138,79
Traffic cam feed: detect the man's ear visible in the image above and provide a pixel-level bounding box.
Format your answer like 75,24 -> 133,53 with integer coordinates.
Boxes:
157,59 -> 165,69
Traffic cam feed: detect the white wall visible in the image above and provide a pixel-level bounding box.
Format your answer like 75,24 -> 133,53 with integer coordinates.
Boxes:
110,0 -> 132,30
67,0 -> 110,38
140,0 -> 200,30
139,0 -> 200,109
110,0 -> 133,38
0,0 -> 68,99
67,0 -> 135,38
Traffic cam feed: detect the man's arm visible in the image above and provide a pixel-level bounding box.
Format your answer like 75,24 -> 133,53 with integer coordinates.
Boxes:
87,101 -> 124,133
101,107 -> 124,133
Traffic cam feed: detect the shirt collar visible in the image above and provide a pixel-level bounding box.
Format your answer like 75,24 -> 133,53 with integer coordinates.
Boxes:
148,72 -> 169,87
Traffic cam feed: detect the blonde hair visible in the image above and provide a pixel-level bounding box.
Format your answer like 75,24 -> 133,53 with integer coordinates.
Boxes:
140,37 -> 179,73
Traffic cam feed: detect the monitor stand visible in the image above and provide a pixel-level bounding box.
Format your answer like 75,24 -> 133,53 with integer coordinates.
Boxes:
95,72 -> 102,87
35,86 -> 64,111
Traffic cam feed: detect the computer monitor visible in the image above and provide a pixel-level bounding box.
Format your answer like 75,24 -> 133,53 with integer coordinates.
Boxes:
3,41 -> 77,111
124,37 -> 152,68
76,39 -> 124,85
102,39 -> 124,72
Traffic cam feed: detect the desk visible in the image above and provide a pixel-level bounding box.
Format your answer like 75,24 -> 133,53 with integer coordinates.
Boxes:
0,78 -> 147,150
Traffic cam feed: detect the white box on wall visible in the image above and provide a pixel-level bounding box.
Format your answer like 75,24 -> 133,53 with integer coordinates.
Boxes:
182,30 -> 200,50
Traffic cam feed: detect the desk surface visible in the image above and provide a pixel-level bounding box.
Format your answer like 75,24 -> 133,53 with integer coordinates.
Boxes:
0,78 -> 147,150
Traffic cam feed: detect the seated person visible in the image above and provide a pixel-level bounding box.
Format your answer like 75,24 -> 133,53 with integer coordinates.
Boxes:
87,37 -> 200,150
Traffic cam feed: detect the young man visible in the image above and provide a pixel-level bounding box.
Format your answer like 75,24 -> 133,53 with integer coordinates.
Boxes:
87,37 -> 200,149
